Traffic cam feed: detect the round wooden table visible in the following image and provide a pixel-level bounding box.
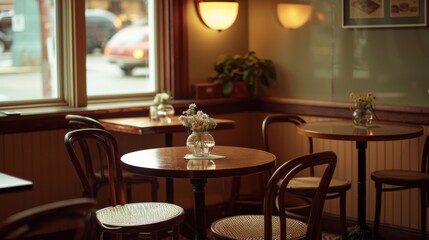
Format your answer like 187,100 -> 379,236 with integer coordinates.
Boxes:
121,146 -> 276,240
297,120 -> 423,239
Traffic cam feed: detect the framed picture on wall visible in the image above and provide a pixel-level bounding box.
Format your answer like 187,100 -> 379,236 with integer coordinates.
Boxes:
343,0 -> 427,28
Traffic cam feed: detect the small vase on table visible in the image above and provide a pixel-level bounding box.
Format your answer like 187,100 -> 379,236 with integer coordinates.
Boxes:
186,131 -> 215,157
157,104 -> 175,122
352,108 -> 374,127
350,92 -> 376,128
179,103 -> 218,157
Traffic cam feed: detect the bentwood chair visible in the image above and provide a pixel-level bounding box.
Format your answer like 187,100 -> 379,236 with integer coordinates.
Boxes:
65,114 -> 158,202
371,134 -> 429,240
0,198 -> 97,240
65,128 -> 184,239
211,151 -> 337,240
262,114 -> 351,239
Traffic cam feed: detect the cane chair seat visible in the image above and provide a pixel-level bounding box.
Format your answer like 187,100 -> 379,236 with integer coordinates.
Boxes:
288,176 -> 351,195
97,202 -> 184,231
371,169 -> 429,186
211,215 -> 307,240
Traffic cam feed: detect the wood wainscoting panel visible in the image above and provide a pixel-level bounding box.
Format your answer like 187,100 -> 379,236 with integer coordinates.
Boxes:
0,130 -> 83,221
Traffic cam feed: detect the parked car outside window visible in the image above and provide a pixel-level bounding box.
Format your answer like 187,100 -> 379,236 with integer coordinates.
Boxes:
85,9 -> 122,53
104,25 -> 149,76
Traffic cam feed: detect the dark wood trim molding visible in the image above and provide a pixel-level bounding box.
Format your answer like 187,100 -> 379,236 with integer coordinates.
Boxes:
0,97 -> 427,134
171,0 -> 189,99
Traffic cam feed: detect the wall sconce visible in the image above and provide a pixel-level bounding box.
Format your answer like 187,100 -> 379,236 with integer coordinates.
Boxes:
196,1 -> 239,31
277,2 -> 312,29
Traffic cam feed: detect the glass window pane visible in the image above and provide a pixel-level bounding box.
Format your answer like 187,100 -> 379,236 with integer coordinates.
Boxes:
86,0 -> 156,97
0,0 -> 59,103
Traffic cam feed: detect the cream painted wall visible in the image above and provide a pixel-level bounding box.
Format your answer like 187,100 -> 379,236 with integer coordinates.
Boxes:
247,0 -> 429,107
187,0 -> 249,85
187,0 -> 429,107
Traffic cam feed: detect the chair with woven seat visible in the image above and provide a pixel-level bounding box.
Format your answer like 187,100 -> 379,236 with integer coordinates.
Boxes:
371,134 -> 429,240
229,114 -> 350,238
65,128 -> 185,239
211,151 -> 337,240
0,198 -> 97,240
264,114 -> 351,239
65,114 -> 158,202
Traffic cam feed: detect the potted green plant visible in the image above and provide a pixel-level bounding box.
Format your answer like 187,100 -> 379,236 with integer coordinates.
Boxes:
208,51 -> 276,97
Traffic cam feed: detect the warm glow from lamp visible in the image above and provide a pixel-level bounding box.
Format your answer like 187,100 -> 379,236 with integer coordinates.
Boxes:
277,3 -> 312,29
198,2 -> 239,31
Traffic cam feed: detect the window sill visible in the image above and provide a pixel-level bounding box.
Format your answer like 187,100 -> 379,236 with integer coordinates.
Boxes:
0,97 -> 427,134
0,98 -> 253,134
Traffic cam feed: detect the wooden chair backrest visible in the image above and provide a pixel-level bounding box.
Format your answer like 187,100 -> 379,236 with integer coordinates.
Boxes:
65,114 -> 110,196
262,114 -> 314,175
263,151 -> 337,240
66,114 -> 106,130
65,128 -> 127,206
0,198 -> 97,240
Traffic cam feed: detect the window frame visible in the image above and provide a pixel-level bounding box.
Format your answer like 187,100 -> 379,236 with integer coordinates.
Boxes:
0,0 -> 189,111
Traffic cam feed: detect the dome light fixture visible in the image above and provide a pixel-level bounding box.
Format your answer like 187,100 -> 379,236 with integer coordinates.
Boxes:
277,1 -> 312,29
196,1 -> 239,31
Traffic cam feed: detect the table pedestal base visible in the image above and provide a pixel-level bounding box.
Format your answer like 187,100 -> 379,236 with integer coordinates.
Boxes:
191,178 -> 208,240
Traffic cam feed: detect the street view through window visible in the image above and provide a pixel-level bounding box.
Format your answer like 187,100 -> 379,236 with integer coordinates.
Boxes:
0,0 -> 155,104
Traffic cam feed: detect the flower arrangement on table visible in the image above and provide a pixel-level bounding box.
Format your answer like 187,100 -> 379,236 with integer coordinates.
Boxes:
349,92 -> 376,110
179,103 -> 217,133
152,92 -> 174,121
153,92 -> 173,106
179,104 -> 217,156
349,92 -> 376,126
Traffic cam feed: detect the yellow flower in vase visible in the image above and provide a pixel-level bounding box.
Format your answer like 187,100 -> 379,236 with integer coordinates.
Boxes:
349,92 -> 377,127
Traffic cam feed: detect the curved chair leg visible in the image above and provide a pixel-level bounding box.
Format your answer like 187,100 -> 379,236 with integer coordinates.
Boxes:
228,176 -> 241,215
151,177 -> 158,201
126,182 -> 133,202
372,182 -> 382,240
173,225 -> 181,240
420,186 -> 426,240
339,191 -> 348,240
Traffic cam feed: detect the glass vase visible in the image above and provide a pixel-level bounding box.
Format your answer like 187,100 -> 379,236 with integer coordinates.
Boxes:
352,108 -> 374,127
186,131 -> 215,157
157,104 -> 175,122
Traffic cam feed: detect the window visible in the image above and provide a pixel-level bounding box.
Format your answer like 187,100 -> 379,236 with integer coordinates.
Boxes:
0,0 -> 59,105
0,0 -> 170,109
85,0 -> 157,98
